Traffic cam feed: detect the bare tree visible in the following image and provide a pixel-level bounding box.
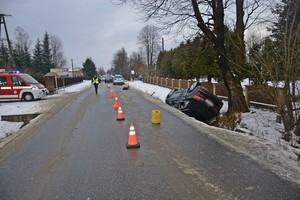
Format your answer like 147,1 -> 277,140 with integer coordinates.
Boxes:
111,47 -> 129,76
14,26 -> 31,49
13,27 -> 32,72
129,51 -> 146,77
116,0 -> 273,113
137,25 -> 161,68
276,0 -> 300,141
97,66 -> 106,75
50,34 -> 67,68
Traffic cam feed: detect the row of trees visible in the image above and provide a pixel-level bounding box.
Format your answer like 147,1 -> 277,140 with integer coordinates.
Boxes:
247,0 -> 300,139
109,24 -> 161,79
113,0 -> 300,139
157,37 -> 219,80
0,27 -> 67,81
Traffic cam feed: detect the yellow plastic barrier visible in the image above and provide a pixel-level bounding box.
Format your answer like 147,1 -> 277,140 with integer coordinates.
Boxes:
151,110 -> 160,124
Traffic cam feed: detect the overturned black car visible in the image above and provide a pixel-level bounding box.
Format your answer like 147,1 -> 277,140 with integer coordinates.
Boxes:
165,81 -> 223,123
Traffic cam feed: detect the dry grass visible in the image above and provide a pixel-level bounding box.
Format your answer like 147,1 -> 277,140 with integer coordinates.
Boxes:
211,112 -> 242,131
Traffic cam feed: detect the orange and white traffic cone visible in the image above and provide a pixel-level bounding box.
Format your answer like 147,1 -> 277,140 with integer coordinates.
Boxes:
110,90 -> 115,98
113,97 -> 120,109
126,122 -> 140,149
116,106 -> 125,121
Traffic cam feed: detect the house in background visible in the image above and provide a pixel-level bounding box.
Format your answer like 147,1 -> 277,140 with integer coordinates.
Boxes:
50,68 -> 83,77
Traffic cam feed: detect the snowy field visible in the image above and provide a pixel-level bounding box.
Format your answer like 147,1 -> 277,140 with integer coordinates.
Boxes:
1,80 -> 300,184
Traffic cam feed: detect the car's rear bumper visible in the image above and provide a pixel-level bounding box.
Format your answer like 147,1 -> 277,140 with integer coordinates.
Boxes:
113,82 -> 125,85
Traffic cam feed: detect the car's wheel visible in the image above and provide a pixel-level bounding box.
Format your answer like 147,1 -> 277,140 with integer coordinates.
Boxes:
23,93 -> 34,101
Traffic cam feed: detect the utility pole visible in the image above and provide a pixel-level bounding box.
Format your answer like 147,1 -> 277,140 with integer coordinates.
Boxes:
0,13 -> 16,69
71,58 -> 74,77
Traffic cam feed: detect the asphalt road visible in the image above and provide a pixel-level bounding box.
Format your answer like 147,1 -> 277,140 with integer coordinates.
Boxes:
0,83 -> 299,199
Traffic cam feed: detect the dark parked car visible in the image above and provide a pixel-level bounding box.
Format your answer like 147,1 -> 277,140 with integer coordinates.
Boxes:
102,75 -> 113,83
165,81 -> 223,123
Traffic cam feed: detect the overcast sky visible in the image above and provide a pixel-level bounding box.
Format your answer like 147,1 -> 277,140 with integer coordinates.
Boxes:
1,0 -> 273,72
1,0 -> 174,71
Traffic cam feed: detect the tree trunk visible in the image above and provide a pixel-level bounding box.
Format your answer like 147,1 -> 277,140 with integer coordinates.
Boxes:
274,86 -> 294,141
191,0 -> 249,113
217,48 -> 249,113
235,0 -> 246,79
294,116 -> 300,137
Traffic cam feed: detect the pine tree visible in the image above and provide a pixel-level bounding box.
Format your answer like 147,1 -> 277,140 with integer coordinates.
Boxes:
156,36 -> 220,80
32,38 -> 43,73
23,44 -> 32,73
157,51 -> 174,78
271,0 -> 300,40
41,32 -> 53,74
13,43 -> 23,71
82,57 -> 96,79
0,42 -> 10,69
12,43 -> 31,72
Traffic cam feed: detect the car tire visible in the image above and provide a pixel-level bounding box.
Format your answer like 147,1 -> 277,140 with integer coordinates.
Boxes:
23,93 -> 34,101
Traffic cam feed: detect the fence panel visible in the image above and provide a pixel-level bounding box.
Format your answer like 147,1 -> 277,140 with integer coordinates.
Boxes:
201,82 -> 214,94
245,85 -> 276,105
143,76 -> 283,109
44,76 -> 84,94
215,83 -> 228,97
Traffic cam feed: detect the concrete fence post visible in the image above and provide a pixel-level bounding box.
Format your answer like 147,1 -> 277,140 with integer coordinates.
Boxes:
245,86 -> 249,107
179,79 -> 181,89
213,83 -> 216,95
277,88 -> 286,108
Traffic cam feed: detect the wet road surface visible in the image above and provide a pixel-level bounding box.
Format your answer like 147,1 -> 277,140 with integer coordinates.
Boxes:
0,83 -> 299,199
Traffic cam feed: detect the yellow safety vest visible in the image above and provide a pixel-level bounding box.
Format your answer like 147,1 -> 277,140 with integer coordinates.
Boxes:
93,77 -> 99,84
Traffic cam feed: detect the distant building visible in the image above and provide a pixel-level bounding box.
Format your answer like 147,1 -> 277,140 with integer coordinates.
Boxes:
50,68 -> 83,77
69,68 -> 83,77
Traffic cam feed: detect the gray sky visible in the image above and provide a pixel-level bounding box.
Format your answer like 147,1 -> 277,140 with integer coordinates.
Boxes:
1,0 -> 168,71
1,0 -> 271,73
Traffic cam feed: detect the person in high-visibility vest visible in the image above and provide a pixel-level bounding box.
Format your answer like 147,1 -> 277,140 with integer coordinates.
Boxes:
91,74 -> 100,94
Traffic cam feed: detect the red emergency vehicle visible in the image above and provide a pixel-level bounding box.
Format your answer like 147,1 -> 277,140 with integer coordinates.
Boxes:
0,72 -> 48,101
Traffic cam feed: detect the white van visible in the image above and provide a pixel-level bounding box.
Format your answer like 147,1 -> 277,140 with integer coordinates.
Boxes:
0,72 -> 48,101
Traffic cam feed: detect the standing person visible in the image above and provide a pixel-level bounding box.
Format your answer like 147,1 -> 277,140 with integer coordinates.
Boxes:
91,74 -> 100,94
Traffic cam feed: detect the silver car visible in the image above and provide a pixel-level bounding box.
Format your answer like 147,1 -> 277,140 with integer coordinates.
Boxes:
113,74 -> 125,85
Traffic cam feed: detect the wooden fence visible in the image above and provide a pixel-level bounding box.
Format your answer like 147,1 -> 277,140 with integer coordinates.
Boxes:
44,76 -> 84,94
143,76 -> 286,109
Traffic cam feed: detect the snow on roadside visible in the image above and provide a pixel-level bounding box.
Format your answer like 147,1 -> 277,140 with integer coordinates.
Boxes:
0,121 -> 24,139
130,80 -> 286,146
129,80 -> 170,102
129,80 -> 300,184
